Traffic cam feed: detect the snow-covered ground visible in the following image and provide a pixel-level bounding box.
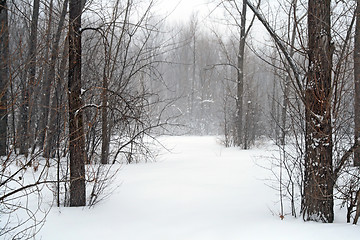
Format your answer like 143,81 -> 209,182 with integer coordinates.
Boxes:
39,136 -> 359,239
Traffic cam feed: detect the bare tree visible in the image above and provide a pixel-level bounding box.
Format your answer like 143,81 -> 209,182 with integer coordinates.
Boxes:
353,0 -> 360,225
39,0 -> 68,153
302,0 -> 334,223
354,0 -> 360,167
0,0 -> 9,156
68,0 -> 86,206
19,0 -> 40,157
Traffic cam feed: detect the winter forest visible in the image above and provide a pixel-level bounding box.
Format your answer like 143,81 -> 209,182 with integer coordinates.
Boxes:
1,0 -> 360,239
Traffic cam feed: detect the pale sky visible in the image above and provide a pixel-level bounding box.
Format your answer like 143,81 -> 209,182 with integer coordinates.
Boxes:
155,0 -> 268,42
156,0 -> 219,23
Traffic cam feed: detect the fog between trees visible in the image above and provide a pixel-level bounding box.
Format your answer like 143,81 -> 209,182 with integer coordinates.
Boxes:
1,0 -> 360,238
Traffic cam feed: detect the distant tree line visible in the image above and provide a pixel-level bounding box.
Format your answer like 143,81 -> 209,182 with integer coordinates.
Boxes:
2,0 -> 360,238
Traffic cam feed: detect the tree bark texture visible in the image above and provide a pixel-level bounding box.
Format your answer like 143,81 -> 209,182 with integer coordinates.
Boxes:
354,0 -> 360,167
0,0 -> 9,156
69,0 -> 86,207
302,0 -> 334,223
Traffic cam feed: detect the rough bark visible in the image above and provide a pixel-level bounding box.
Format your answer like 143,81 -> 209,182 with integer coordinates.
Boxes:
19,0 -> 40,157
0,0 -> 8,156
69,0 -> 86,206
354,0 -> 360,167
302,0 -> 334,223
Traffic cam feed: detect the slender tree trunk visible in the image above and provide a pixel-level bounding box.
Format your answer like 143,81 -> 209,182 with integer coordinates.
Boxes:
44,36 -> 68,158
353,0 -> 360,225
281,0 -> 297,146
69,0 -> 86,207
271,77 -> 278,142
236,0 -> 246,147
34,0 -> 53,154
191,26 -> 196,120
354,190 -> 360,224
354,0 -> 360,167
19,0 -> 40,157
0,0 -> 9,156
302,0 -> 334,223
244,99 -> 250,150
39,0 -> 68,151
101,66 -> 109,164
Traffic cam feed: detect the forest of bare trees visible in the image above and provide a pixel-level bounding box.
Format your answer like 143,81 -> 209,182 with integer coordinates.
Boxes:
1,0 -> 360,238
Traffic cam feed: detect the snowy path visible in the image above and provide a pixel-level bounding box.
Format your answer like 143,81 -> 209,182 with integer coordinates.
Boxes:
40,136 -> 359,240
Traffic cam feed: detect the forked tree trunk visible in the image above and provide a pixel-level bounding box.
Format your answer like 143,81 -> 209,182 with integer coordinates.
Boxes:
69,0 -> 86,207
302,0 -> 334,223
0,0 -> 9,156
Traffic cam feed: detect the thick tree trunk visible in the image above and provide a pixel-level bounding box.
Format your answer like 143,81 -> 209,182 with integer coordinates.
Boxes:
19,0 -> 40,157
235,0 -> 246,147
0,0 -> 9,156
69,0 -> 86,207
354,0 -> 360,167
302,0 -> 334,223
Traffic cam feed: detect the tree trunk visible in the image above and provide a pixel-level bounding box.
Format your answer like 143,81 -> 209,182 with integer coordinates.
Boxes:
101,66 -> 109,164
44,36 -> 68,158
19,0 -> 40,157
302,0 -> 334,223
281,0 -> 297,146
39,0 -> 68,151
354,190 -> 360,224
0,0 -> 9,156
236,0 -> 246,147
69,0 -> 86,207
354,0 -> 360,167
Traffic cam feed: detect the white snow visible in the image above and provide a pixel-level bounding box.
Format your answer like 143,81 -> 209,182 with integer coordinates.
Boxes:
38,136 -> 359,239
